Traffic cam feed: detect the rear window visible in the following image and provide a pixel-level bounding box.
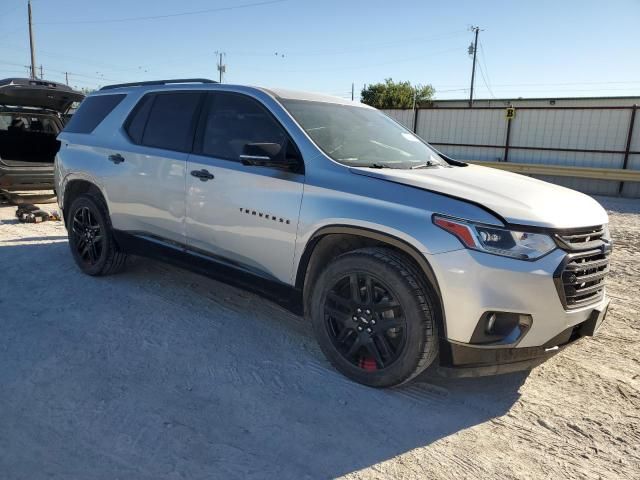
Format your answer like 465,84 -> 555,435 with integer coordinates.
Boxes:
125,95 -> 153,144
0,113 -> 60,134
137,92 -> 202,152
64,94 -> 125,134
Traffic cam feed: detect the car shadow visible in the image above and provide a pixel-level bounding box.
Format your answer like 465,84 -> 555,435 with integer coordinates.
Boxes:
0,242 -> 528,480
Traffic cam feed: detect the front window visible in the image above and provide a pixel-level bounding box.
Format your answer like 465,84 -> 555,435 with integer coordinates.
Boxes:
281,99 -> 444,169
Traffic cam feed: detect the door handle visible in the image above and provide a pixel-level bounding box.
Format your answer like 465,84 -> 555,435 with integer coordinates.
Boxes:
108,153 -> 125,164
191,169 -> 215,181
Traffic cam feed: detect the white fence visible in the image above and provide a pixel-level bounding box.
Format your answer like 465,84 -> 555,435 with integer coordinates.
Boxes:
383,105 -> 640,198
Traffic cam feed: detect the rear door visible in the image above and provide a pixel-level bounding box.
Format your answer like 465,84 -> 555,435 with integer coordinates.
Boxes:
0,78 -> 84,112
185,92 -> 305,284
101,91 -> 203,244
0,111 -> 62,166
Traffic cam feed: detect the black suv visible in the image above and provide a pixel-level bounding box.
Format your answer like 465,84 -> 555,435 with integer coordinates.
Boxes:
0,78 -> 84,192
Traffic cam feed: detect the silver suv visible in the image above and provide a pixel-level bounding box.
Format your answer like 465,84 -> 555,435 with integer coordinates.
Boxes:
55,79 -> 611,387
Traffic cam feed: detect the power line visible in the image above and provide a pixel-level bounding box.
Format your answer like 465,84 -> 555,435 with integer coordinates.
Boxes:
241,46 -> 462,73
0,60 -> 125,83
144,29 -> 468,65
432,87 -> 640,98
0,2 -> 22,19
477,41 -> 495,98
282,30 -> 468,57
436,88 -> 471,93
478,42 -> 492,83
0,42 -> 151,74
0,68 -> 30,75
472,86 -> 640,94
477,62 -> 496,99
36,0 -> 288,25
433,79 -> 640,89
0,26 -> 25,43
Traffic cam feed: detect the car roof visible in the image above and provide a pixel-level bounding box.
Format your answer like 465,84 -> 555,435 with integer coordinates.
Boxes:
95,79 -> 369,108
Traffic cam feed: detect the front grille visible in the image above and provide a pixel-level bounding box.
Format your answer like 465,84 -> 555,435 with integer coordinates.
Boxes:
554,226 -> 611,309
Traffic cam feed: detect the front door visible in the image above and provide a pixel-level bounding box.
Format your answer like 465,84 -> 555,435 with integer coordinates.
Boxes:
186,92 -> 305,284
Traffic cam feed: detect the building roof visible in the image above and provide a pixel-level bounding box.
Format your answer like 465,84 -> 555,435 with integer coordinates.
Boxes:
431,95 -> 640,103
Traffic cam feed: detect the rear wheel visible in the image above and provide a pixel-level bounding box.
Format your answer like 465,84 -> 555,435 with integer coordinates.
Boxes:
310,248 -> 438,387
67,194 -> 127,276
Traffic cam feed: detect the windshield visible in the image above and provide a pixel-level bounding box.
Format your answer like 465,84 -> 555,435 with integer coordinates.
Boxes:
281,99 -> 444,169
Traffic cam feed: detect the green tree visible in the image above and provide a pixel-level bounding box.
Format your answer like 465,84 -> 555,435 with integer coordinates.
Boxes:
360,78 -> 435,109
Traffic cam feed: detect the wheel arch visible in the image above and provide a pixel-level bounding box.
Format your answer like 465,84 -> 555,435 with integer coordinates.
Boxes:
296,225 -> 446,338
62,179 -> 109,226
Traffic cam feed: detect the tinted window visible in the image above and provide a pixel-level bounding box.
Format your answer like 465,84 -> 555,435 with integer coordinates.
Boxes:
142,92 -> 202,152
125,94 -> 153,144
64,94 -> 125,134
200,93 -> 287,161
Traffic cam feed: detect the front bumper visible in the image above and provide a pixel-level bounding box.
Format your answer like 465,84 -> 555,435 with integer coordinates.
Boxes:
425,247 -> 610,374
438,298 -> 609,377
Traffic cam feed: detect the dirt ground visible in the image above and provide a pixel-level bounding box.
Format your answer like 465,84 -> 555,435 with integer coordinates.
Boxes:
0,195 -> 638,480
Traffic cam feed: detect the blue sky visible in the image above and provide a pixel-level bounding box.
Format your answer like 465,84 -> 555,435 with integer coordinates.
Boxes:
1,0 -> 639,100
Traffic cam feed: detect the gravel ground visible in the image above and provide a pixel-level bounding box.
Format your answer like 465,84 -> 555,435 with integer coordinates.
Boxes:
0,195 -> 638,480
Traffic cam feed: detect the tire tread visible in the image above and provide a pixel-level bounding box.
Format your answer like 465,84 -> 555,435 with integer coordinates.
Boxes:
313,246 -> 439,387
351,248 -> 437,386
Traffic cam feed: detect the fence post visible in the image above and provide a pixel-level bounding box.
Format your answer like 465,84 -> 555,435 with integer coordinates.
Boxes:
619,104 -> 637,195
503,114 -> 513,162
413,107 -> 419,134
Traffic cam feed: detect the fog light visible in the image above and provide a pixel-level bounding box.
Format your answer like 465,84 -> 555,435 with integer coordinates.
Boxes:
471,312 -> 533,346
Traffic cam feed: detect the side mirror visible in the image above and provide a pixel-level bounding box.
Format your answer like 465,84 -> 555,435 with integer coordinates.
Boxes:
240,142 -> 299,169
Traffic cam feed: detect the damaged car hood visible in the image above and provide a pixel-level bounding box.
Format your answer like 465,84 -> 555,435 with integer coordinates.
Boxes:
350,164 -> 608,229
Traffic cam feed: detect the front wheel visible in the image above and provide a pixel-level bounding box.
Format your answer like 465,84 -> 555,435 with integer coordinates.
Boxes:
310,248 -> 439,388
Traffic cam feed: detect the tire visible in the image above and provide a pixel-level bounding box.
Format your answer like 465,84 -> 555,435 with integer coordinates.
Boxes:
67,193 -> 127,276
309,247 -> 438,388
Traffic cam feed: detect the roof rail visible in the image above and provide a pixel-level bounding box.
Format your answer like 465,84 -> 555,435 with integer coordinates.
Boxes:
100,78 -> 217,91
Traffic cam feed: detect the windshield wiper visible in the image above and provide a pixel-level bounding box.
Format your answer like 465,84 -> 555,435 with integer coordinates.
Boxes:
410,160 -> 440,169
364,163 -> 392,169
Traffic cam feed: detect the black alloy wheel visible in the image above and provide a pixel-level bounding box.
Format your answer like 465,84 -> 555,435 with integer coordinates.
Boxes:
324,272 -> 406,371
310,247 -> 439,388
71,206 -> 104,266
67,194 -> 127,276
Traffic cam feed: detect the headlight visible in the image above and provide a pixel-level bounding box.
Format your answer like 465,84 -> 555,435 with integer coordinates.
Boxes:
433,215 -> 556,260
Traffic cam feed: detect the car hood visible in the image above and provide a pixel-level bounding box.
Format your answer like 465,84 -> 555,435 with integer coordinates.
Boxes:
0,78 -> 84,113
350,164 -> 608,229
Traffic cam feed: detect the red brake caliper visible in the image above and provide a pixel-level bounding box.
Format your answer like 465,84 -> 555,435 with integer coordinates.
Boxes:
359,357 -> 377,371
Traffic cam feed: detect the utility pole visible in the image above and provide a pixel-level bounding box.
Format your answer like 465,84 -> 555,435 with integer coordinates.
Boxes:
215,51 -> 226,83
468,26 -> 481,108
65,72 -> 69,85
39,65 -> 43,79
351,82 -> 354,101
27,0 -> 37,79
